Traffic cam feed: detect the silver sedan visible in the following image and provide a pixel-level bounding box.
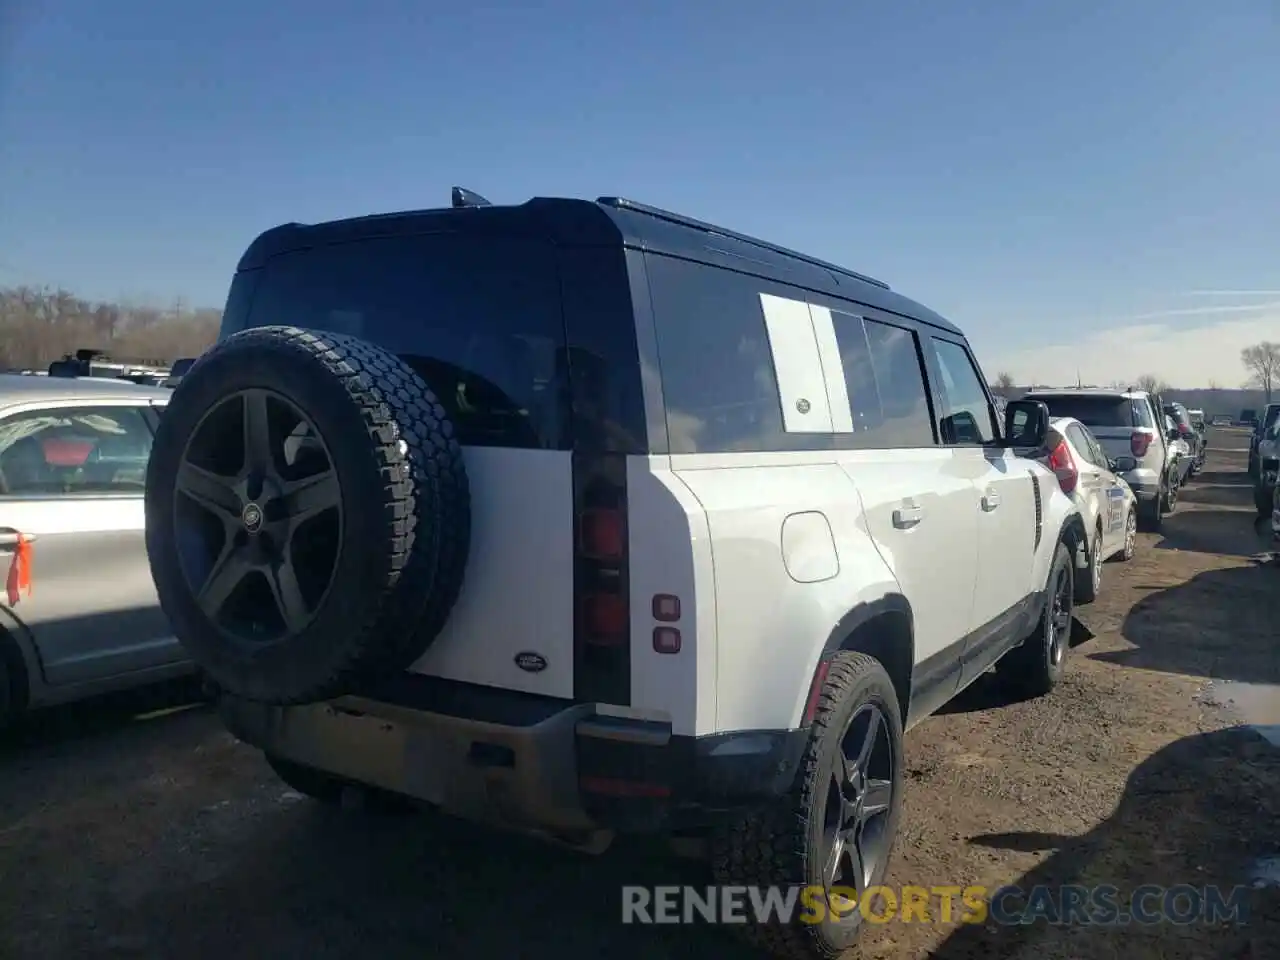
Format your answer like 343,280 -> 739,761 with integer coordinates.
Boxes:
0,374 -> 193,722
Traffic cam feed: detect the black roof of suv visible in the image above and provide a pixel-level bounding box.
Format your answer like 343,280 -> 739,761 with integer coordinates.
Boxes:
234,193 -> 961,337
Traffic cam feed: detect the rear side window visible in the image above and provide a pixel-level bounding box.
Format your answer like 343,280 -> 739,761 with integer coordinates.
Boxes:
0,406 -> 154,496
225,234 -> 568,450
645,254 -> 824,454
645,255 -> 938,454
829,312 -> 935,448
1065,423 -> 1099,465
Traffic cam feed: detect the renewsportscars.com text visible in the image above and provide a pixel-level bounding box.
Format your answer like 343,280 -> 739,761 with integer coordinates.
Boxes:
621,883 -> 1250,926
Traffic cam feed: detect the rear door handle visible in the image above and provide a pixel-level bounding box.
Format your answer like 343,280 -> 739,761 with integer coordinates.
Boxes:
0,529 -> 37,549
981,489 -> 1001,511
892,505 -> 923,529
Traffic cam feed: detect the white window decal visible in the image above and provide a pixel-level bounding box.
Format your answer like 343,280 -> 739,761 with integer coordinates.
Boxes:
807,305 -> 854,432
759,293 -> 835,433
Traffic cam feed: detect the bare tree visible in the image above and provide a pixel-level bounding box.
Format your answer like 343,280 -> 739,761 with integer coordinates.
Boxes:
1241,341 -> 1280,402
0,285 -> 219,372
990,371 -> 1016,397
1134,374 -> 1170,395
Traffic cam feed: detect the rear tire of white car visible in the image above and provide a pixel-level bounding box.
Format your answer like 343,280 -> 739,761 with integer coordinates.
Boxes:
1074,526 -> 1102,605
1113,509 -> 1137,562
997,542 -> 1074,700
710,651 -> 904,960
1138,498 -> 1162,533
145,326 -> 472,705
1254,483 -> 1272,519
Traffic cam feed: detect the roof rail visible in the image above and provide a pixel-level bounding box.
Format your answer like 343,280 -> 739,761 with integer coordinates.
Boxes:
596,196 -> 890,290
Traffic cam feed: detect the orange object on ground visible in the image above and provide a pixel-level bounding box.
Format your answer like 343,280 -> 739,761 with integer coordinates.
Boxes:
5,533 -> 32,606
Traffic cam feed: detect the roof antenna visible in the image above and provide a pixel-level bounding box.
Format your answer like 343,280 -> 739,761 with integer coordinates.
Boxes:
451,186 -> 492,209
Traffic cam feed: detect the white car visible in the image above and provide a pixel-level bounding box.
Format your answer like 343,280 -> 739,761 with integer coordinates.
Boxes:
141,190 -> 1085,959
1039,417 -> 1138,602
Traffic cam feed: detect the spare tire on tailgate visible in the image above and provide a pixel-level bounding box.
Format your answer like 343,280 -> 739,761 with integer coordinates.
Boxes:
146,326 -> 471,704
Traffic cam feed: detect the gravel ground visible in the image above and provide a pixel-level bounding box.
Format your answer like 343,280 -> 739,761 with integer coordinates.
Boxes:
1,432 -> 1277,959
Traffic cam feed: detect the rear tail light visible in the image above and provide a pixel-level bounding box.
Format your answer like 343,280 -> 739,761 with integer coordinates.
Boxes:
1130,431 -> 1152,458
572,457 -> 631,704
580,508 -> 625,560
582,593 -> 628,646
1177,422 -> 1191,436
1047,439 -> 1079,495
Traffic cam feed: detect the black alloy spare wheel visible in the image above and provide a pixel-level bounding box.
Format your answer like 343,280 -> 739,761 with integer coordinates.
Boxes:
145,326 -> 471,705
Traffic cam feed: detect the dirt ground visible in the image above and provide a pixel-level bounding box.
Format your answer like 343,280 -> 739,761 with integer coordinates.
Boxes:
1,430 -> 1277,959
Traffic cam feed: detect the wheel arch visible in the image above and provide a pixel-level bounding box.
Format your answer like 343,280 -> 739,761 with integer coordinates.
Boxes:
0,621 -> 31,716
811,594 -> 914,728
1058,510 -> 1089,568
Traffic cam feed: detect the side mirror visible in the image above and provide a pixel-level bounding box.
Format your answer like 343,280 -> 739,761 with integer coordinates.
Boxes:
1004,399 -> 1050,448
1112,455 -> 1137,472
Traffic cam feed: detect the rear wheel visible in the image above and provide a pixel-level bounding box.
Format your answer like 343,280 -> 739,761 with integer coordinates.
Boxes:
711,652 -> 904,960
1075,526 -> 1102,604
1113,508 -> 1137,562
1160,472 -> 1179,512
1255,482 -> 1272,519
1138,496 -> 1162,533
997,542 -> 1074,700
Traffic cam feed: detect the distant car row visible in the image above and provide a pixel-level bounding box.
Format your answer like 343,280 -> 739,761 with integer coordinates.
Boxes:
1015,388 -> 1199,533
12,348 -> 199,390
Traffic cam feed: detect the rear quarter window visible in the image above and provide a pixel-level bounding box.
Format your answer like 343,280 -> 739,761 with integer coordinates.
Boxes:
224,234 -> 569,450
643,254 -> 937,453
643,253 -> 819,454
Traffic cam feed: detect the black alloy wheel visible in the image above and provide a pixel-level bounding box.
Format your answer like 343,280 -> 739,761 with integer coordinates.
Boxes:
821,702 -> 897,915
174,388 -> 343,643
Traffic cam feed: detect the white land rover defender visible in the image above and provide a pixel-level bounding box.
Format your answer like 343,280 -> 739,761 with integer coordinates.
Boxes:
145,189 -> 1084,959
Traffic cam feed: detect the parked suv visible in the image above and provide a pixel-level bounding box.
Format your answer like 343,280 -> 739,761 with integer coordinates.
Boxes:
145,191 -> 1084,958
1021,388 -> 1174,531
1255,411 -> 1280,519
1163,401 -> 1205,476
1247,402 -> 1280,483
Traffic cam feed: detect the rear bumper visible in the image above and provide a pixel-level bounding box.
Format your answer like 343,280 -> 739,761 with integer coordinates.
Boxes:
1121,466 -> 1162,500
219,674 -> 807,837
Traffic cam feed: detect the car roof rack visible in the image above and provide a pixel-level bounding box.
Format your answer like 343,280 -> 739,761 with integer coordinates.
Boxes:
596,196 -> 891,291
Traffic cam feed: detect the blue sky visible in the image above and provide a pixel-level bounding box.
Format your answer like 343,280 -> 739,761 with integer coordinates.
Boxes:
1,0 -> 1277,385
